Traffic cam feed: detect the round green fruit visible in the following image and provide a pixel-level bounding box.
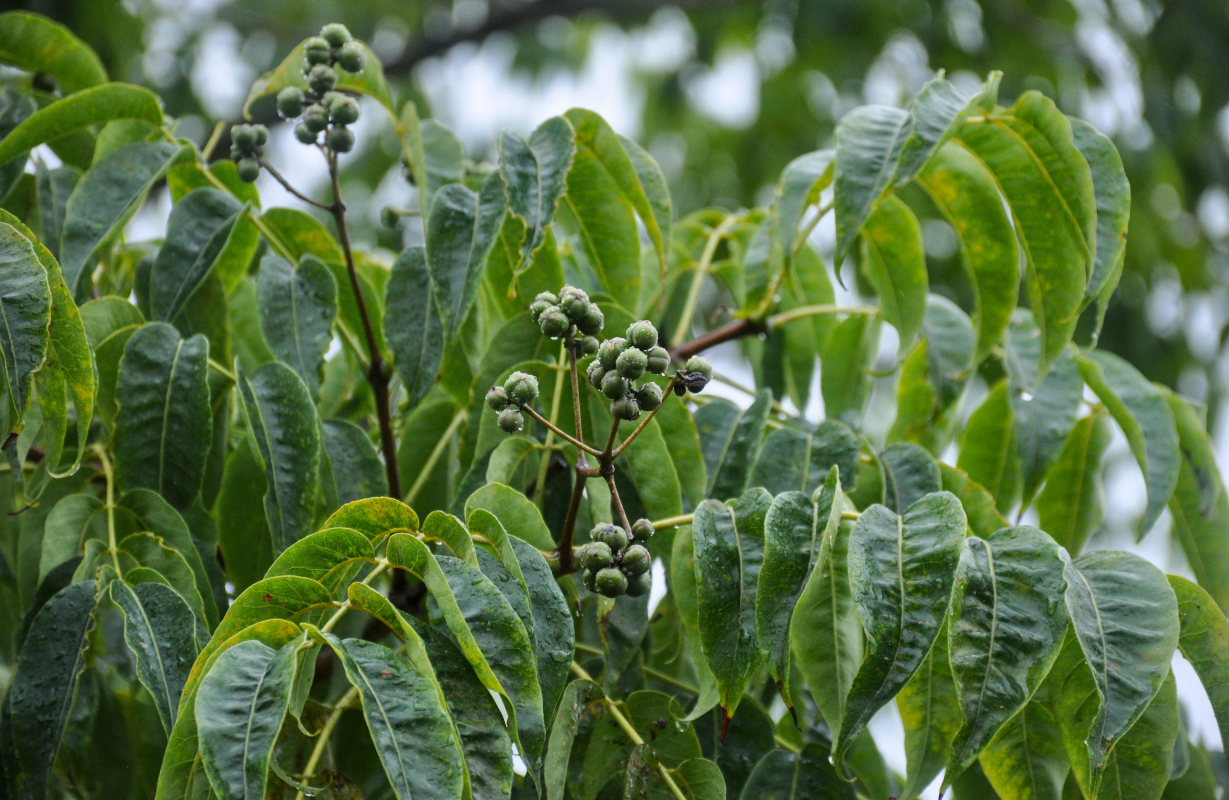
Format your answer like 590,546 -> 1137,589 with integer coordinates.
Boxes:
230,124 -> 258,149
646,346 -> 670,375
485,386 -> 509,411
577,336 -> 599,358
320,22 -> 352,48
497,408 -> 524,433
504,372 -> 539,406
601,372 -> 627,400
329,95 -> 360,125
582,542 -> 613,570
302,103 -> 329,133
620,545 -> 651,576
539,308 -> 570,338
635,382 -> 663,411
576,305 -> 605,336
587,360 -> 606,389
625,571 -> 652,597
631,518 -> 654,541
597,338 -> 624,370
276,87 -> 305,118
595,568 -> 628,597
337,41 -> 366,73
325,126 -> 355,153
601,525 -> 629,551
616,347 -> 648,380
236,158 -> 261,183
304,36 -> 332,65
611,396 -> 641,420
307,64 -> 338,94
627,320 -> 658,351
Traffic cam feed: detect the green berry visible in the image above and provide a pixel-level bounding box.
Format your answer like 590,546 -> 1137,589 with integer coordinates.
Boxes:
231,124 -> 258,150
538,308 -> 570,338
577,336 -> 599,358
277,86 -> 305,118
304,37 -> 332,65
236,158 -> 261,183
627,320 -> 658,351
533,291 -> 559,306
635,382 -> 663,411
582,541 -> 613,570
562,294 -> 589,322
631,518 -> 654,541
576,304 -> 605,336
620,545 -> 651,576
485,386 -> 509,411
589,523 -> 613,543
646,346 -> 670,375
612,395 -> 641,420
595,568 -> 628,597
320,22 -> 353,48
326,126 -> 355,153
597,339 -> 623,370
616,347 -> 648,380
601,525 -> 629,551
307,63 -> 338,94
497,408 -> 524,433
329,95 -> 360,125
303,103 -> 329,133
529,299 -> 552,320
601,372 -> 627,400
251,124 -> 270,146
294,123 -> 318,144
337,41 -> 366,73
684,356 -> 713,381
625,571 -> 652,597
586,360 -> 606,388
582,568 -> 597,592
504,372 -> 539,406
559,284 -> 588,304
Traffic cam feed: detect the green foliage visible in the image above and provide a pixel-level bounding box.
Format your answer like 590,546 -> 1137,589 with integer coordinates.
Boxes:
0,16 -> 1223,800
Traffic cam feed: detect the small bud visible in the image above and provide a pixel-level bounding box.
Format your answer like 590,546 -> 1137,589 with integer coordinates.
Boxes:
576,304 -> 605,336
236,158 -> 261,183
307,63 -> 338,95
337,41 -> 366,73
294,122 -> 318,144
597,338 -> 624,370
325,126 -> 355,153
631,518 -> 654,541
230,124 -> 258,150
582,568 -> 597,592
529,299 -> 552,320
304,36 -> 332,65
601,525 -> 629,551
620,545 -> 651,576
601,372 -> 627,400
559,284 -> 588,305
539,308 -> 570,338
302,103 -> 329,133
577,336 -> 599,358
590,523 -> 614,542
625,571 -> 652,597
611,396 -> 641,421
587,360 -> 606,388
562,294 -> 589,322
497,408 -> 524,433
276,86 -> 305,118
635,382 -> 663,411
582,541 -> 614,570
627,320 -> 658,351
485,386 -> 509,411
320,22 -> 353,48
250,124 -> 270,147
616,347 -> 648,380
595,568 -> 628,597
329,94 -> 360,126
504,372 -> 539,406
533,291 -> 559,307
645,346 -> 670,375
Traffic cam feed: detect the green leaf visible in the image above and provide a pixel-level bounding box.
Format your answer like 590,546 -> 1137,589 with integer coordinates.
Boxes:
835,491 -> 966,770
821,315 -> 879,425
320,419 -> 387,505
916,140 -> 1019,363
197,576 -> 331,675
564,108 -> 671,311
255,253 -> 337,397
499,115 -> 575,268
385,245 -> 442,409
510,536 -> 574,719
1163,393 -> 1229,612
214,438 -> 272,595
879,441 -> 942,514
110,580 -> 199,734
693,489 -> 771,718
419,118 -> 466,203
896,625 -> 962,799
259,206 -> 343,263
115,531 -> 211,628
386,533 -> 546,778
35,163 -> 78,262
60,140 -> 188,297
957,382 -> 1022,510
738,743 -> 855,800
149,188 -> 244,322
979,689 -> 1068,800
1062,551 -> 1179,778
756,472 -> 845,707
464,483 -> 554,550
0,222 -> 51,431
1077,351 -> 1179,536
0,11 -> 107,93
956,93 -> 1096,376
319,633 -> 468,800
748,421 -> 858,498
833,105 -> 910,267
772,149 -> 833,259
939,464 -> 1009,538
1068,119 -> 1129,308
115,322 -> 211,509
861,194 -> 927,347
894,71 -> 1000,186
1168,576 -> 1229,752
263,527 -> 373,592
242,37 -> 392,118
1036,411 -> 1112,554
545,679 -> 604,800
618,401 -> 685,520
425,173 -> 507,341
0,82 -> 162,165
708,389 -> 771,501
195,638 -> 298,800
238,361 -> 321,551
322,496 -> 419,541
7,579 -> 99,800
945,527 -> 1069,780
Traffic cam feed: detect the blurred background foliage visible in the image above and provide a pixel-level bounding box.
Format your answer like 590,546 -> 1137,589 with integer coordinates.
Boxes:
8,0 -> 1229,426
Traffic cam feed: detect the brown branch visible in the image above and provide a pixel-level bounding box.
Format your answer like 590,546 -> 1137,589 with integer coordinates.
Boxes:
669,317 -> 766,361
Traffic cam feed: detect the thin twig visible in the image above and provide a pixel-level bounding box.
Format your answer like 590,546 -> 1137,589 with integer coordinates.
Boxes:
262,159 -> 333,210
652,513 -> 694,531
522,405 -> 602,455
612,376 -> 678,458
605,472 -> 633,532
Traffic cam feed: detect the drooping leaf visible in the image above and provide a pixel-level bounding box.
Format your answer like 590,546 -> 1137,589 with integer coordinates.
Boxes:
821,315 -> 879,424
1078,350 -> 1179,536
262,527 -> 374,592
693,489 -> 771,718
1061,551 -> 1179,778
237,361 -> 321,551
979,689 -> 1068,800
464,483 -> 554,550
835,492 -> 966,770
254,253 -> 337,397
861,194 -> 927,348
59,140 -> 188,297
945,527 -> 1069,780
0,83 -> 162,165
110,580 -> 199,735
1168,576 -> 1229,751
149,188 -> 244,322
0,11 -> 107,93
748,420 -> 859,498
708,390 -> 771,501
894,71 -> 1000,185
320,418 -> 387,506
213,438 -> 272,594
195,638 -> 298,800
738,743 -> 855,800
772,149 -> 833,260
385,245 -> 442,409
114,322 -> 211,510
425,173 -> 507,340
545,679 -> 604,800
1068,119 -> 1129,317
499,115 -> 575,268
1036,411 -> 1112,554
509,536 -> 574,719
879,441 -> 942,514
833,105 -> 910,267
957,381 -> 1022,511
34,162 -> 77,261
896,625 -> 961,799
0,222 -> 51,431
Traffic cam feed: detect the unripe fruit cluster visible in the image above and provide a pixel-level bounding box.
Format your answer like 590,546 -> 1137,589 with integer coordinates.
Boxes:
531,285 -> 604,353
579,518 -> 654,597
587,320 -> 670,421
486,371 -> 540,433
274,23 -> 365,153
229,124 -> 269,183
